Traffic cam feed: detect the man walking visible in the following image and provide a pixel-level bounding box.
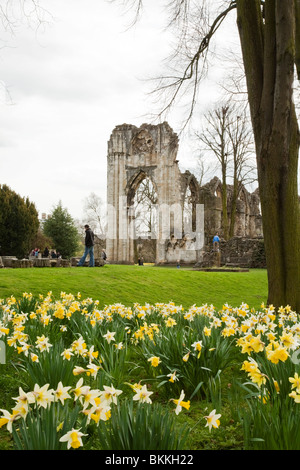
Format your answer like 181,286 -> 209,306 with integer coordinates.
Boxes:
77,224 -> 95,267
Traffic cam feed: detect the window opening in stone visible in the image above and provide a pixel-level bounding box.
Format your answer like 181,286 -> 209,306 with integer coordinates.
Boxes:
132,176 -> 158,263
183,183 -> 197,234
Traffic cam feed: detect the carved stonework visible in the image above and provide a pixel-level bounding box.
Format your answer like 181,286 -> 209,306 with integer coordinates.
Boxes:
132,129 -> 154,154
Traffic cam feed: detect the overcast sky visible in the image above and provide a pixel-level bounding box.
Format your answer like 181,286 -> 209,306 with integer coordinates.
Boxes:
0,1 -> 261,222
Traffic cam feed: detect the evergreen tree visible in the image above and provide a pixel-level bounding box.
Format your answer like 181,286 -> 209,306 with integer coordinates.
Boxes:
0,184 -> 39,258
43,202 -> 80,259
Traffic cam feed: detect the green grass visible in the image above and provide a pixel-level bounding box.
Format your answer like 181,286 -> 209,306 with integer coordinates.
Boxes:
0,265 -> 268,310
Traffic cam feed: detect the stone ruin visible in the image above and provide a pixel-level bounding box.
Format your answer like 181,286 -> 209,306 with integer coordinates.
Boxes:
0,122 -> 265,270
106,122 -> 265,268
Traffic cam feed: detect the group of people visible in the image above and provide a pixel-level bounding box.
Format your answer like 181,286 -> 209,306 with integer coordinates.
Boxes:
77,224 -> 107,267
30,247 -> 62,259
30,248 -> 40,258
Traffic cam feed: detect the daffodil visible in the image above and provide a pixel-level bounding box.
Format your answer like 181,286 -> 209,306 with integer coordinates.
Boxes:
241,358 -> 266,387
289,390 -> 300,403
273,379 -> 280,393
280,331 -> 297,350
59,428 -> 87,449
32,384 -> 54,408
79,388 -> 101,410
71,378 -> 90,401
249,335 -> 264,353
221,327 -> 235,337
54,382 -> 72,405
192,341 -> 202,351
132,384 -> 153,404
148,356 -> 161,367
165,317 -> 177,327
172,390 -> 190,415
61,348 -> 74,361
73,366 -> 87,376
167,371 -> 179,383
125,382 -> 142,392
30,352 -> 39,362
249,369 -> 267,387
203,326 -> 211,336
71,336 -> 87,356
12,387 -> 35,408
17,341 -> 31,357
86,363 -> 100,378
35,334 -> 52,352
191,341 -> 202,358
204,409 -> 221,432
85,402 -> 112,424
289,373 -> 300,394
266,342 -> 289,364
99,385 -> 123,405
0,409 -> 21,433
0,324 -> 9,337
182,352 -> 190,362
103,330 -> 116,344
85,345 -> 99,361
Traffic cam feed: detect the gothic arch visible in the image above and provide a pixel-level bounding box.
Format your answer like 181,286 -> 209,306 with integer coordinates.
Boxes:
106,122 -> 184,264
126,169 -> 158,208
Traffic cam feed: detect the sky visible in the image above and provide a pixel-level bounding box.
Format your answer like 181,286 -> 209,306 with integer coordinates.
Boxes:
0,0 -> 272,223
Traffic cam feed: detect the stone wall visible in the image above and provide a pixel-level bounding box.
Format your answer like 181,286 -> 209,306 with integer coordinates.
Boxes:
199,177 -> 263,244
196,236 -> 266,269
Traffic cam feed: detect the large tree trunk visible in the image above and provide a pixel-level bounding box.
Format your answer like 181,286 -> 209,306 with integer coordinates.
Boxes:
236,0 -> 300,310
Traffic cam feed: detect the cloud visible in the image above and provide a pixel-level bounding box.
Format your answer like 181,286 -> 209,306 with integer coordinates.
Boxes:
0,1 -> 176,220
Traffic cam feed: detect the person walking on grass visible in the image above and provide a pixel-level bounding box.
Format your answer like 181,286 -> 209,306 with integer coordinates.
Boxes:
77,224 -> 95,267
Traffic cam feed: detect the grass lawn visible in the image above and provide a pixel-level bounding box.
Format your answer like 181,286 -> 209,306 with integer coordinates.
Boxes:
0,264 -> 268,309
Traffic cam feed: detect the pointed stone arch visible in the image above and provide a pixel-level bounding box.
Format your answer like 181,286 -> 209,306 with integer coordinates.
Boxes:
106,122 -> 184,264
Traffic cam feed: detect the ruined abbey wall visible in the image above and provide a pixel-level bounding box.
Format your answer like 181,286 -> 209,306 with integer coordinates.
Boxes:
106,122 -> 264,267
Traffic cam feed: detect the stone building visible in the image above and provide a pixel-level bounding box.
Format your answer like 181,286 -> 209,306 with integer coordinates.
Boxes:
106,122 -> 264,267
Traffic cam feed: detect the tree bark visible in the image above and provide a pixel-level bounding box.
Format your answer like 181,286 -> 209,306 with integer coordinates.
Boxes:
236,0 -> 300,310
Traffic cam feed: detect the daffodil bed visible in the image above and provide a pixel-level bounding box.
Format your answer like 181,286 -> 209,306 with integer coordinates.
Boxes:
1,292 -> 300,450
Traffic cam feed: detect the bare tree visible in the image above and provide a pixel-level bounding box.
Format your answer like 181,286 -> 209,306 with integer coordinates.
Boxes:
195,103 -> 256,239
197,104 -> 232,239
83,192 -> 106,239
0,1 -> 53,102
133,178 -> 158,236
192,151 -> 216,187
0,1 -> 52,37
227,105 -> 256,237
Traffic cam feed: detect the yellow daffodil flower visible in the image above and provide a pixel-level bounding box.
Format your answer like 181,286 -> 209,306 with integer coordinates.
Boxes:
59,428 -> 87,449
103,330 -> 116,344
204,409 -> 221,432
148,356 -> 161,367
54,382 -> 72,405
32,384 -> 54,409
167,371 -> 179,383
99,384 -> 123,405
132,384 -> 153,404
289,373 -> 300,394
182,352 -> 190,362
172,390 -> 190,415
289,390 -> 300,403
